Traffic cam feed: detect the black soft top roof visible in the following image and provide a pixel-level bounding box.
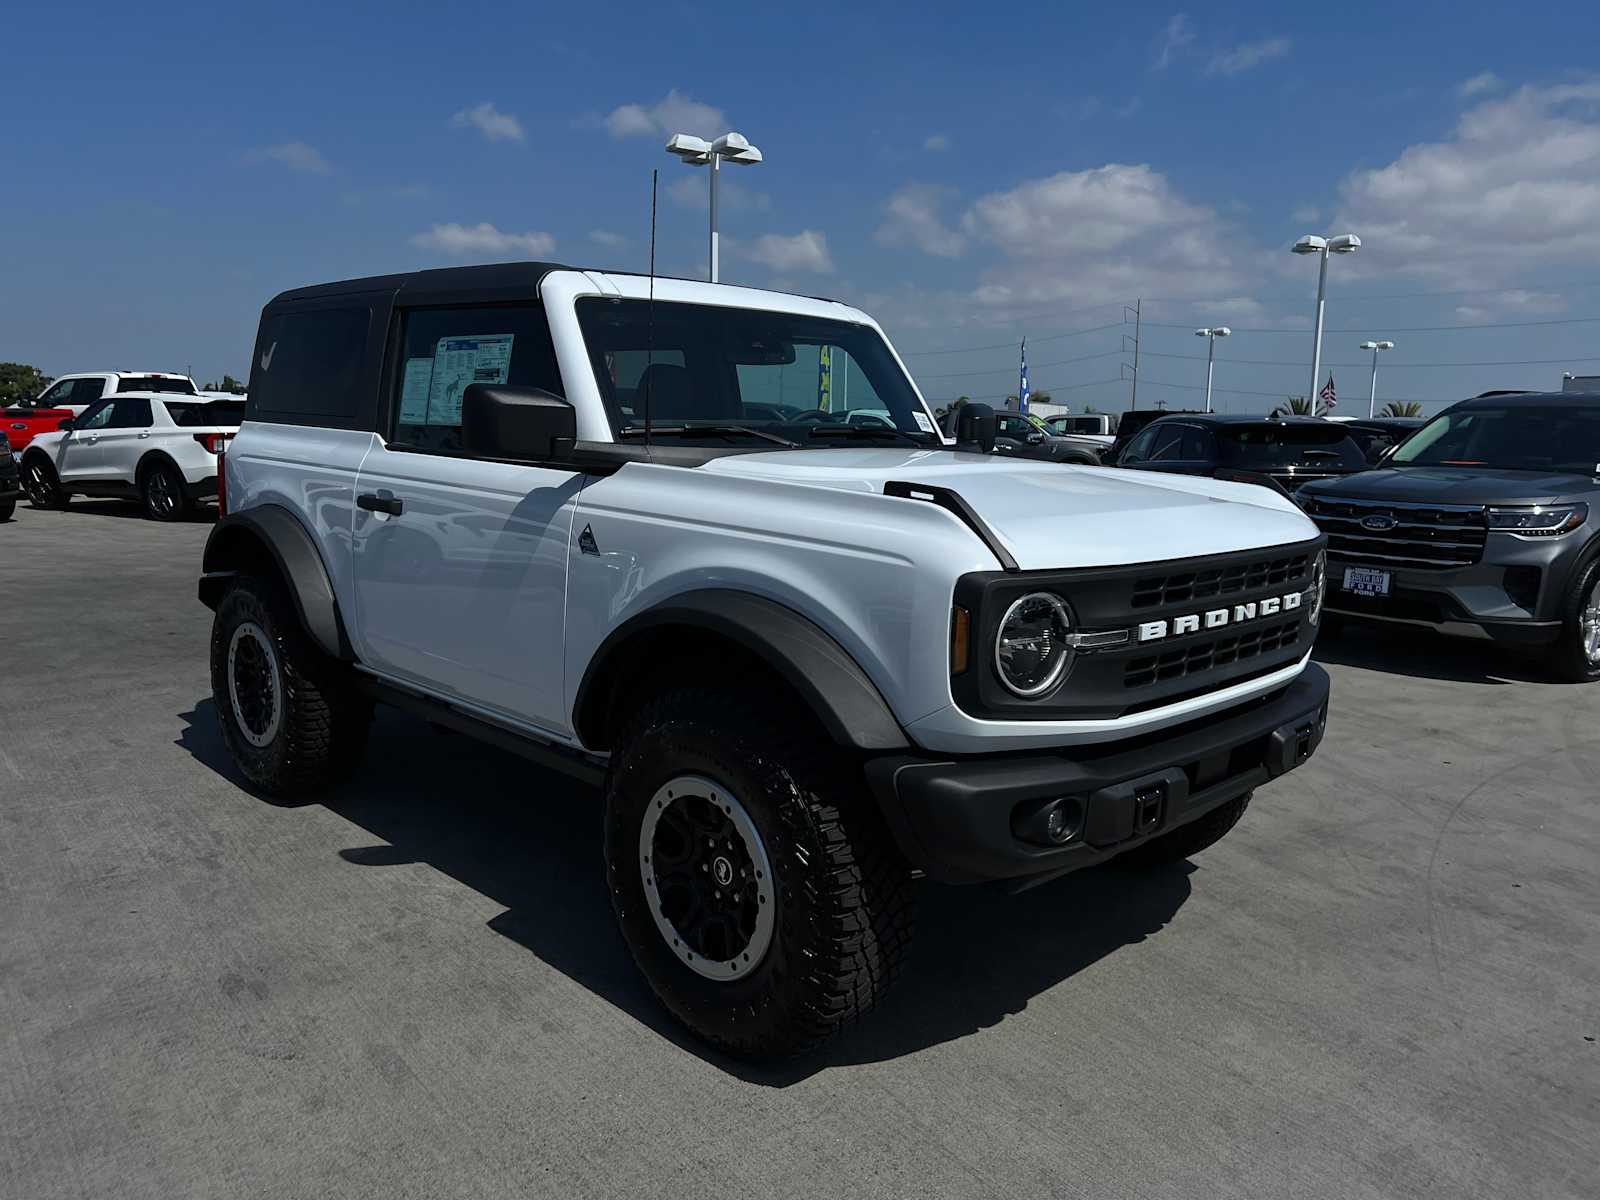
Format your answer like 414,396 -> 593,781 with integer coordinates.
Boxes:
266,261 -> 570,307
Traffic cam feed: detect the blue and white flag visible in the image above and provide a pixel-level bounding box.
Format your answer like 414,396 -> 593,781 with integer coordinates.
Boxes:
1019,338 -> 1030,413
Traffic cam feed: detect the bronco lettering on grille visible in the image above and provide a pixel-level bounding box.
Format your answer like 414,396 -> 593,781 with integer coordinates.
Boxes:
1135,589 -> 1303,644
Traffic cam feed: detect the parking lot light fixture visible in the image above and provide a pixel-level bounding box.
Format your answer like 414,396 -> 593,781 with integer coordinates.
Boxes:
1360,339 -> 1395,418
1293,232 -> 1361,413
1195,327 -> 1232,413
665,130 -> 765,283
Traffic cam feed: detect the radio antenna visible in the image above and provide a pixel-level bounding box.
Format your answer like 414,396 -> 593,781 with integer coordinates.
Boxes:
644,168 -> 657,451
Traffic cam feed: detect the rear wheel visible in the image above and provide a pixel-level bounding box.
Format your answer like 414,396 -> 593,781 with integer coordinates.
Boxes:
210,575 -> 371,795
1545,557 -> 1600,683
142,461 -> 191,521
22,457 -> 67,509
603,685 -> 915,1059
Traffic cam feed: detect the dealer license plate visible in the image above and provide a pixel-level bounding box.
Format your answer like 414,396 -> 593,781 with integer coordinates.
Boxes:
1343,566 -> 1391,597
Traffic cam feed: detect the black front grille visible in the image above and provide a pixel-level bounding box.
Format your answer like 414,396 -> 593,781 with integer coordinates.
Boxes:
1125,619 -> 1302,689
1303,496 -> 1486,569
1132,551 -> 1312,609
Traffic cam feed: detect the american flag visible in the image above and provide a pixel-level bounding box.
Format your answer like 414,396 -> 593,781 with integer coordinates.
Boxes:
1319,373 -> 1338,409
1019,338 -> 1030,414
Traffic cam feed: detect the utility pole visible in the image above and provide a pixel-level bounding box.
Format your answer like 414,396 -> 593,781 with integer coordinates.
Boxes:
1123,300 -> 1142,409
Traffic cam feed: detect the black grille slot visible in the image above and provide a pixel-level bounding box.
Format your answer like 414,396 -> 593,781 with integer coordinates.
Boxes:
1125,620 -> 1302,689
1132,552 -> 1311,609
1302,496 -> 1487,569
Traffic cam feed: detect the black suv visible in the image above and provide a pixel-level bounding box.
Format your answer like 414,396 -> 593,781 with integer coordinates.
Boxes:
1113,414 -> 1368,493
1298,391 -> 1600,681
0,433 -> 21,521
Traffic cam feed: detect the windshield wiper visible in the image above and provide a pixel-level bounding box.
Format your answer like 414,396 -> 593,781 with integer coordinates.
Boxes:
619,424 -> 799,448
805,424 -> 924,446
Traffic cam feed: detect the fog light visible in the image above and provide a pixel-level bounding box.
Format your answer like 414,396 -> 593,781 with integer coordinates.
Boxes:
1012,796 -> 1085,846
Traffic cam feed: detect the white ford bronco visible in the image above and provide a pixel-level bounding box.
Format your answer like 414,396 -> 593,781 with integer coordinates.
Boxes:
200,263 -> 1330,1058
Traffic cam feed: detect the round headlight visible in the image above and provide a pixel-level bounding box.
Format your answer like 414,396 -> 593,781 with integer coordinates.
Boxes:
1310,550 -> 1326,625
995,592 -> 1073,697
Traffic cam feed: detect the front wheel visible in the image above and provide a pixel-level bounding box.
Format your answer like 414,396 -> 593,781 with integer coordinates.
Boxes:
22,458 -> 67,509
142,461 -> 191,521
210,575 -> 372,796
1545,557 -> 1600,683
604,686 -> 915,1059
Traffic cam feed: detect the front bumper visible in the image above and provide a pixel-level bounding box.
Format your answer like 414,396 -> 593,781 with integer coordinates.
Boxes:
1325,546 -> 1576,645
865,664 -> 1329,884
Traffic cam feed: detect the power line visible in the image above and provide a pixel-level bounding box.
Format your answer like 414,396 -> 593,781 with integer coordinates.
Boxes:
914,348 -> 1124,380
1141,314 -> 1600,334
897,320 -> 1123,357
1138,349 -> 1600,370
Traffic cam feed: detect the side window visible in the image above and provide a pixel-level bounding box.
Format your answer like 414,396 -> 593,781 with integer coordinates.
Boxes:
1121,428 -> 1158,463
107,398 -> 153,429
36,381 -> 73,408
76,400 -> 116,430
1179,426 -> 1213,460
1147,426 -> 1186,461
72,378 -> 108,405
250,307 -> 370,423
389,304 -> 562,453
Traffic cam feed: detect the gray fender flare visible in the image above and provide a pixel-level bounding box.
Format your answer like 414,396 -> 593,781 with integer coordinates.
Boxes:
198,505 -> 354,660
574,589 -> 909,752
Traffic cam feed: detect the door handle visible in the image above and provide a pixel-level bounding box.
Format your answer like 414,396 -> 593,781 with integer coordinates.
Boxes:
357,492 -> 404,516
138,432 -> 151,439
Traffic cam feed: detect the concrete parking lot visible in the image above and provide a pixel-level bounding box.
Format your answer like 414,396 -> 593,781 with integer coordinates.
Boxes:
2,498 -> 1597,1200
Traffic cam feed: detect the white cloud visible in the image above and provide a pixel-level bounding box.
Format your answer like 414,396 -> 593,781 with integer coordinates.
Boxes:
411,222 -> 556,259
876,184 -> 967,257
1153,14 -> 1194,70
1333,82 -> 1600,286
589,229 -> 627,248
604,89 -> 727,139
1206,36 -> 1291,77
451,102 -> 524,143
245,141 -> 332,174
924,133 -> 950,152
1458,71 -> 1503,99
666,173 -> 770,212
741,230 -> 835,274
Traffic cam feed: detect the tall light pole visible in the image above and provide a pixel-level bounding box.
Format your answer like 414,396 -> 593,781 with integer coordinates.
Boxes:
665,131 -> 764,283
1194,327 -> 1231,413
1292,232 -> 1361,410
1360,339 -> 1395,417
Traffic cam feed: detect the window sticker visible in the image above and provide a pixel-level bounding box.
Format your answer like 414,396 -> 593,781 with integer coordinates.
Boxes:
912,410 -> 935,433
425,334 -> 514,426
399,358 -> 435,424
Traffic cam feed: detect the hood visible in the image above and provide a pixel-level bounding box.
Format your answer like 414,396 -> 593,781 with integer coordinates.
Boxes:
1302,465 -> 1600,507
700,448 -> 1318,570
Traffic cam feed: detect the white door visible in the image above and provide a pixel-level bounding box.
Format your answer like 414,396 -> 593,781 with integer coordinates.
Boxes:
95,396 -> 157,482
55,398 -> 114,482
348,299 -> 581,736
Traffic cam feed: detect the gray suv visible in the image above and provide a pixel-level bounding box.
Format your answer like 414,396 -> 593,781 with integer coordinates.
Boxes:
1297,391 -> 1600,680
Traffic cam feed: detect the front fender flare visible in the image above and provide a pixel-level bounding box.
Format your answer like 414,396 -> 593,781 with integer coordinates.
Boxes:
575,589 -> 909,752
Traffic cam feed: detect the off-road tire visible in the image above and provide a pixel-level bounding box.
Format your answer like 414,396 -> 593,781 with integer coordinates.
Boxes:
142,460 -> 191,522
1544,556 -> 1600,683
210,575 -> 371,796
604,685 -> 915,1059
22,457 -> 68,509
0,499 -> 14,522
1116,793 -> 1251,869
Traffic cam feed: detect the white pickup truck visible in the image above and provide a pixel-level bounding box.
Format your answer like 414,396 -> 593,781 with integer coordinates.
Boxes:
199,262 -> 1330,1058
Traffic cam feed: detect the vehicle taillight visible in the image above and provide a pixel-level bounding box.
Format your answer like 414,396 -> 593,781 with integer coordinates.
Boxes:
193,433 -> 230,453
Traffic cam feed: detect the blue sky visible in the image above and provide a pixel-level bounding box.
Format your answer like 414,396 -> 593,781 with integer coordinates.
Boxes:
5,0 -> 1600,414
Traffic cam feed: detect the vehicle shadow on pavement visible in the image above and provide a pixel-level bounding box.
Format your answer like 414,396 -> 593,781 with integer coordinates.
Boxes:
1311,623 -> 1550,685
178,700 -> 1193,1085
37,499 -> 217,523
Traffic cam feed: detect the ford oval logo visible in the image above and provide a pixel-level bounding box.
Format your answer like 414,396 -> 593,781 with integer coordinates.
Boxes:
1361,514 -> 1398,531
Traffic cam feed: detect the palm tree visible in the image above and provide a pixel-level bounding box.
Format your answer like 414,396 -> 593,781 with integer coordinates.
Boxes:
1379,400 -> 1424,417
1270,395 -> 1315,417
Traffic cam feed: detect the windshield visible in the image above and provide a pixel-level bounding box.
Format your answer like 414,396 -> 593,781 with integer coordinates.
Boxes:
1390,405 -> 1600,472
116,376 -> 196,394
575,298 -> 940,447
1217,423 -> 1366,470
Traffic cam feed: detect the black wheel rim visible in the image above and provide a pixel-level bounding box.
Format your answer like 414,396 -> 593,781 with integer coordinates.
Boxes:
639,775 -> 775,979
148,471 -> 174,515
227,622 -> 282,747
24,464 -> 50,504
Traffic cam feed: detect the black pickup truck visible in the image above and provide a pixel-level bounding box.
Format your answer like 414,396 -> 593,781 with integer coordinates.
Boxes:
0,433 -> 22,521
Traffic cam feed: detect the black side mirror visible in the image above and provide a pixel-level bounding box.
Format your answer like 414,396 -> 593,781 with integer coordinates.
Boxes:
955,402 -> 997,452
462,384 -> 575,461
1027,431 -> 1044,444
58,418 -> 75,431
